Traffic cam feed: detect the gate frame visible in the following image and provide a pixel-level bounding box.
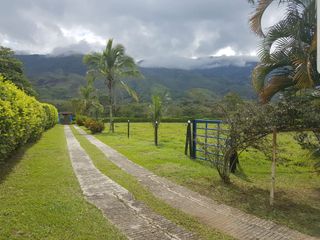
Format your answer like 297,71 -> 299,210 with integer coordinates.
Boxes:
192,119 -> 226,162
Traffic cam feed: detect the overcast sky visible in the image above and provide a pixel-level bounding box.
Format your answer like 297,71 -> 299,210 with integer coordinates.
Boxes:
0,0 -> 282,60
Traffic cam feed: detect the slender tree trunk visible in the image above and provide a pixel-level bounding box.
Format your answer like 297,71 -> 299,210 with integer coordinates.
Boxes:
108,78 -> 114,133
270,127 -> 277,206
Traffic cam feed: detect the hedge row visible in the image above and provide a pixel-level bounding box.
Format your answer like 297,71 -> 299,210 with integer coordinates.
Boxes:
102,116 -> 194,123
0,76 -> 58,161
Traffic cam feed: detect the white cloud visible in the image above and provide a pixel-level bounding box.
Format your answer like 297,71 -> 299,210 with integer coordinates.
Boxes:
213,46 -> 236,57
60,26 -> 105,45
0,0 -> 275,60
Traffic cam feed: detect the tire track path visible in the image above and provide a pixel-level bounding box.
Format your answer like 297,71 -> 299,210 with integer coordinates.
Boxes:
65,126 -> 196,240
74,125 -> 318,240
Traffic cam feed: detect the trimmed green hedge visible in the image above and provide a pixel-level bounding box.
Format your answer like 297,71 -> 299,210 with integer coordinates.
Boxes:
102,116 -> 194,123
0,76 -> 58,161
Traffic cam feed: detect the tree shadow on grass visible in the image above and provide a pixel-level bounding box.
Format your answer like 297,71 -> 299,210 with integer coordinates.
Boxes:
0,142 -> 36,184
210,181 -> 320,237
234,164 -> 252,183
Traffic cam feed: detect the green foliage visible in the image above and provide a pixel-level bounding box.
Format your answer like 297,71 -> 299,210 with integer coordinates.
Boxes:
0,46 -> 36,96
150,95 -> 162,126
249,0 -> 318,102
83,39 -> 143,132
79,79 -> 104,118
42,103 -> 58,130
221,93 -> 320,176
83,118 -> 105,134
75,115 -> 88,126
0,76 -> 57,161
219,92 -> 244,112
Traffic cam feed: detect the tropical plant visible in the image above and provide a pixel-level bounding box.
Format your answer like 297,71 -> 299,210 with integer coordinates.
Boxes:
83,39 -> 142,132
150,95 -> 163,127
79,77 -> 103,118
84,118 -> 105,134
249,0 -> 318,103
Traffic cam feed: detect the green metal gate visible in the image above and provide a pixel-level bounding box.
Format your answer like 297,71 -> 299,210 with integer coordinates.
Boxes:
192,119 -> 230,165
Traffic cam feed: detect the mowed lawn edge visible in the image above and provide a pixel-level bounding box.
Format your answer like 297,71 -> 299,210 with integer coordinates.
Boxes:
81,122 -> 320,237
0,125 -> 126,240
71,126 -> 233,240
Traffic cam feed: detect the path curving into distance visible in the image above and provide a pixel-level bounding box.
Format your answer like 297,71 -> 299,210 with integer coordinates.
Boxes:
65,126 -> 196,240
74,125 -> 318,240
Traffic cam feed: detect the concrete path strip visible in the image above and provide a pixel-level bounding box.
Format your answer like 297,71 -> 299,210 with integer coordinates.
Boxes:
74,125 -> 318,240
64,126 -> 196,240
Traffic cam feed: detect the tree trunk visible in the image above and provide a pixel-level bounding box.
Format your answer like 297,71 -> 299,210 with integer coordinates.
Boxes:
270,128 -> 277,206
108,79 -> 114,133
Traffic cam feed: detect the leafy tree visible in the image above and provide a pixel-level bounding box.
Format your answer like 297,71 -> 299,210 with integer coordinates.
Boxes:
0,46 -> 36,96
217,91 -> 320,181
220,92 -> 244,112
249,0 -> 318,103
83,39 -> 142,132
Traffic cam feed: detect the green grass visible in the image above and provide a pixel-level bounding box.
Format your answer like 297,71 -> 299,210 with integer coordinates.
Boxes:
0,125 -> 126,240
87,122 -> 320,237
71,126 -> 233,240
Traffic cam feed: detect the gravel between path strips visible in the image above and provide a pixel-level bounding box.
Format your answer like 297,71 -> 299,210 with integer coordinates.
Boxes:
64,126 -> 197,240
74,125 -> 319,240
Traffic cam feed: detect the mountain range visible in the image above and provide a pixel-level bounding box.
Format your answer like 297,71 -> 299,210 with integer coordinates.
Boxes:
16,54 -> 258,103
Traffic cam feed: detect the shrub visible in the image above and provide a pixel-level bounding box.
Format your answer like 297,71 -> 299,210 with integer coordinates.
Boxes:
0,76 -> 58,161
42,103 -> 58,130
76,115 -> 88,126
84,118 -> 105,134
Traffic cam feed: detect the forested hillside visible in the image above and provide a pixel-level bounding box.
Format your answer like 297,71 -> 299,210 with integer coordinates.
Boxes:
17,54 -> 257,102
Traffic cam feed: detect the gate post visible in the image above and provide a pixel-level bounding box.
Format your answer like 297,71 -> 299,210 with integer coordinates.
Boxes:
192,120 -> 197,159
154,121 -> 158,146
185,120 -> 192,156
205,122 -> 208,160
127,120 -> 130,139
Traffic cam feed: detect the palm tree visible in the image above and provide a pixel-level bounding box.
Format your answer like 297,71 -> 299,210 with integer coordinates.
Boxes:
83,39 -> 142,132
79,78 -> 103,118
150,95 -> 163,126
249,0 -> 318,103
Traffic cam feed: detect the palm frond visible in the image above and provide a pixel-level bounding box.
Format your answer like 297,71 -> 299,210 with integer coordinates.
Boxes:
252,64 -> 270,92
249,0 -> 274,37
292,56 -> 314,88
260,74 -> 293,103
119,80 -> 139,102
249,0 -> 316,102
252,62 -> 291,92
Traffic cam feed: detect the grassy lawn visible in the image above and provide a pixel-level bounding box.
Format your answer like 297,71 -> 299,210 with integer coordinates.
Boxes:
71,126 -> 232,240
88,122 -> 320,237
0,125 -> 126,240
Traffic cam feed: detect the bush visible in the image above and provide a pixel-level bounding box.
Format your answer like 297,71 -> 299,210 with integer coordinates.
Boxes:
75,115 -> 88,126
84,118 -> 105,134
42,103 -> 58,130
0,76 -> 58,161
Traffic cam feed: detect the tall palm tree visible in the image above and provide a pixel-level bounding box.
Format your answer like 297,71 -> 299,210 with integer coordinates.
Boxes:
83,39 -> 142,132
249,0 -> 318,103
